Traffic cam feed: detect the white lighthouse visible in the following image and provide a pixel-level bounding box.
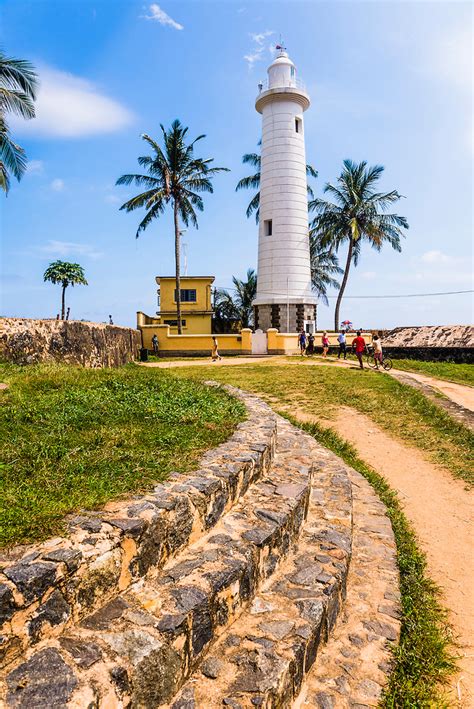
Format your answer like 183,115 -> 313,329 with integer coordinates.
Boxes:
253,47 -> 317,332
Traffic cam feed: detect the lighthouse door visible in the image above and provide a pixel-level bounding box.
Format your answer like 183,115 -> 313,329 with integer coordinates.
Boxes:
251,329 -> 268,355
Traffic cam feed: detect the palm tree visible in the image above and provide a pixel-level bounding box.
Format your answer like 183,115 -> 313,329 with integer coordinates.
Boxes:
0,51 -> 38,193
309,235 -> 343,306
214,269 -> 258,332
117,120 -> 228,334
43,261 -> 88,320
235,142 -> 318,223
309,160 -> 409,330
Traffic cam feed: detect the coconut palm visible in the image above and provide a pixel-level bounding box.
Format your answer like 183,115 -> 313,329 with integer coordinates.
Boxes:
214,269 -> 258,332
309,160 -> 409,330
0,51 -> 38,193
310,235 -> 343,306
117,120 -> 228,334
235,142 -> 318,223
43,261 -> 88,320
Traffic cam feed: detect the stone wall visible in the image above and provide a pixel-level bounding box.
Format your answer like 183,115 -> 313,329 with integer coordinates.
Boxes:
0,318 -> 141,368
381,325 -> 474,363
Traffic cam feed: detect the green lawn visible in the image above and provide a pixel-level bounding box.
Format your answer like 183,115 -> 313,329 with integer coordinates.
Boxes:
172,362 -> 474,487
392,359 -> 474,387
0,363 -> 245,547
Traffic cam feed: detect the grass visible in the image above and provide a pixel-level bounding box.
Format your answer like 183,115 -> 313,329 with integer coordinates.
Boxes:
0,362 -> 245,547
285,416 -> 457,707
391,359 -> 474,387
173,362 -> 474,487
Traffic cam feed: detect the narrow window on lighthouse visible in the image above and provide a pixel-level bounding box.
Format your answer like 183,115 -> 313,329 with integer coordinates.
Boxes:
295,117 -> 302,133
264,219 -> 272,236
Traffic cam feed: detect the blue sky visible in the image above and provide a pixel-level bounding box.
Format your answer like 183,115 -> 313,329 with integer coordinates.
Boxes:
1,0 -> 473,329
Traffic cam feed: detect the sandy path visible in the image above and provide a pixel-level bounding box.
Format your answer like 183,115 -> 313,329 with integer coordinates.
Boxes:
327,406 -> 474,706
140,356 -> 282,369
392,369 -> 474,412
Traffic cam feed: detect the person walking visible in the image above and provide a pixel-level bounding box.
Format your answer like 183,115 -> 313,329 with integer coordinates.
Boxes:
352,330 -> 366,369
322,331 -> 330,358
151,333 -> 159,355
373,334 -> 383,369
299,330 -> 307,356
337,330 -> 347,359
307,332 -> 315,355
211,336 -> 222,361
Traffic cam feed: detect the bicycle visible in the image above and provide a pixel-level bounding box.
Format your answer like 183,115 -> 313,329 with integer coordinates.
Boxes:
366,347 -> 392,371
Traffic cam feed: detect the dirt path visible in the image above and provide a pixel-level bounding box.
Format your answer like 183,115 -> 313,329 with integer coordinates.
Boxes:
392,369 -> 474,412
325,406 -> 473,706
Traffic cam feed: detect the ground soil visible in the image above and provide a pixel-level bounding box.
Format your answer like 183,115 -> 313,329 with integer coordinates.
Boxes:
392,369 -> 474,412
283,400 -> 474,707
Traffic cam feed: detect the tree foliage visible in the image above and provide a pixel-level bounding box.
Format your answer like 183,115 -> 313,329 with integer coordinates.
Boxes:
0,51 -> 37,193
116,120 -> 228,333
214,269 -> 257,332
309,235 -> 343,306
309,159 -> 409,329
43,261 -> 88,319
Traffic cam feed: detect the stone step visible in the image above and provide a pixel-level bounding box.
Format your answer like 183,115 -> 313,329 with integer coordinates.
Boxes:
168,425 -> 353,708
1,417 -> 322,708
297,469 -> 400,709
0,387 -> 277,669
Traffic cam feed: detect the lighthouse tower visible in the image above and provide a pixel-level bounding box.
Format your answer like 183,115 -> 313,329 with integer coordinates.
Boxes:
253,47 -> 317,332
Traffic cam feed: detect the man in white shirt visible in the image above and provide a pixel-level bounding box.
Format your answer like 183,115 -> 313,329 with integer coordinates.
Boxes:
337,331 -> 347,360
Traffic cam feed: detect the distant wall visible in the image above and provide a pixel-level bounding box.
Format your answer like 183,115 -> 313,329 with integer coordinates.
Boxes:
386,347 -> 473,364
0,319 -> 141,368
140,323 -> 252,356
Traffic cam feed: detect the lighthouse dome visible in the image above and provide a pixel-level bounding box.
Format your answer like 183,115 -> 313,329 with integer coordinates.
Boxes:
267,50 -> 297,89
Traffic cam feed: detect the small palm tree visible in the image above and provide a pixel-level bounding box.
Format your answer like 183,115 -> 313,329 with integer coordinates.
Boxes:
117,120 -> 228,334
214,269 -> 258,332
310,235 -> 343,306
235,142 -> 318,223
309,160 -> 409,330
0,51 -> 38,193
43,261 -> 88,320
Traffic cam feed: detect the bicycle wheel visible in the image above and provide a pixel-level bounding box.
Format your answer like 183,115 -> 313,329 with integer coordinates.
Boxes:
382,357 -> 392,371
367,354 -> 377,368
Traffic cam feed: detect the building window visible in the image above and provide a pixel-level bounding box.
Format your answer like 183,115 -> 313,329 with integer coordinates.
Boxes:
290,66 -> 295,78
174,289 -> 197,302
264,219 -> 272,236
295,117 -> 302,133
164,319 -> 187,327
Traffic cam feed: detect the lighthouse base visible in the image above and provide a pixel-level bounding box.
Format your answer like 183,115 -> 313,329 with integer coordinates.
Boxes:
254,302 -> 317,333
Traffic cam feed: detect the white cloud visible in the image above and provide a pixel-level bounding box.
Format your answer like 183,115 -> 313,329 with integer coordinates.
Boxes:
12,66 -> 134,139
50,178 -> 64,191
421,250 -> 455,263
26,160 -> 44,175
39,240 -> 103,260
361,271 -> 376,280
105,193 -> 120,204
244,30 -> 274,68
141,4 -> 183,30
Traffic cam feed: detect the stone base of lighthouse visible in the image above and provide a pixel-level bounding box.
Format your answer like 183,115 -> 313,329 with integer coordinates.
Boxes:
254,302 -> 317,333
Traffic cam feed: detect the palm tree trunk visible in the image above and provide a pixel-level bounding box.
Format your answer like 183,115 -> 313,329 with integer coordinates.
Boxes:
173,200 -> 182,335
61,284 -> 66,320
334,237 -> 354,331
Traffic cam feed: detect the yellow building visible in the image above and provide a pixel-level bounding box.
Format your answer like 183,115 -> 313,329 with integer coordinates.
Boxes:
137,276 -> 215,347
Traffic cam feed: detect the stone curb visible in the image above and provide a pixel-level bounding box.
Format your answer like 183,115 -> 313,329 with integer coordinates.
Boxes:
169,417 -> 354,708
390,370 -> 474,431
0,386 -> 277,672
299,468 -> 401,708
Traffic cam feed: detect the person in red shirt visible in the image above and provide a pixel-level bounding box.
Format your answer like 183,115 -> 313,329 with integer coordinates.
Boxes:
352,331 -> 366,369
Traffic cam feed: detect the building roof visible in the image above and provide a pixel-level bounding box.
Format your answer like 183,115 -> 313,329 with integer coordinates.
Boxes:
155,276 -> 215,284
